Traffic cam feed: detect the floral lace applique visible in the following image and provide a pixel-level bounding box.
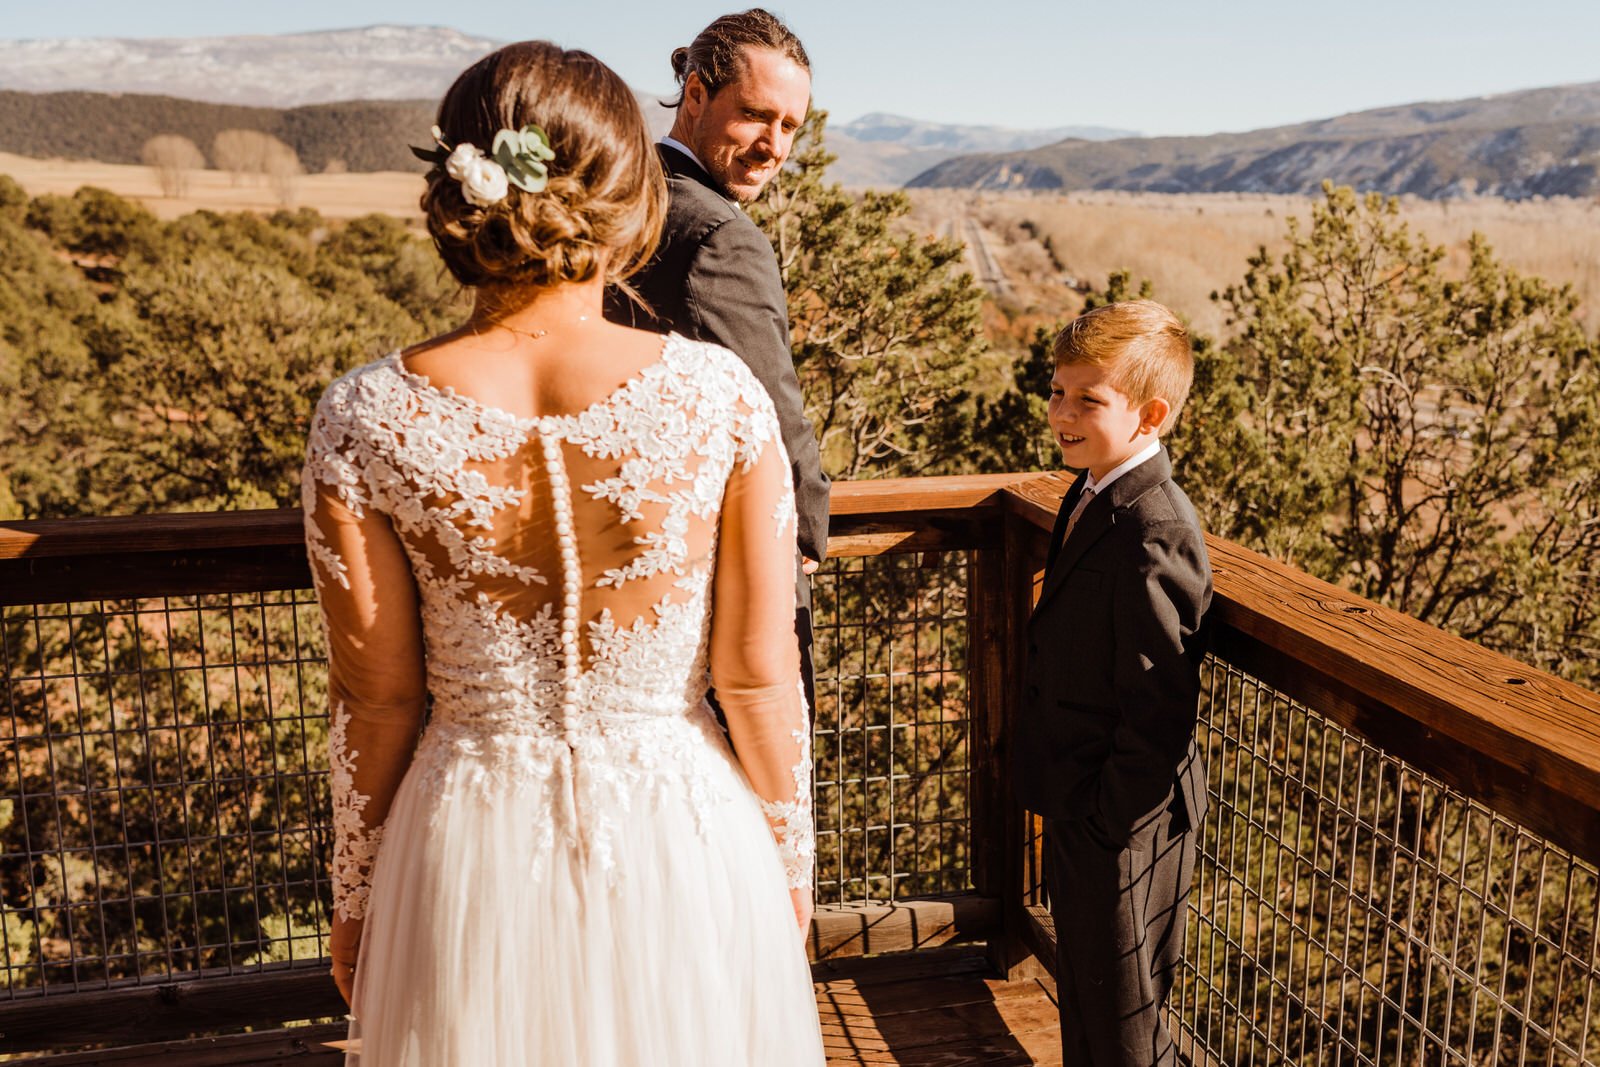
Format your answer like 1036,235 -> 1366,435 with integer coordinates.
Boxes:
304,335 -> 809,914
327,702 -> 384,921
755,680 -> 815,890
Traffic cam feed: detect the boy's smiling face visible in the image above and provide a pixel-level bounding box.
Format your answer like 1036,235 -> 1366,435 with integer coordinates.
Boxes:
1048,362 -> 1165,479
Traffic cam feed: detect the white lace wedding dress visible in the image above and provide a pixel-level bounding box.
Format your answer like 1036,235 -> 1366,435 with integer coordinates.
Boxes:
302,333 -> 824,1066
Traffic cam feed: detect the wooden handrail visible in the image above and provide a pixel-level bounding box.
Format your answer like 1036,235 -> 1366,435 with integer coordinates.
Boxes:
0,474 -> 1039,561
0,475 -> 1038,605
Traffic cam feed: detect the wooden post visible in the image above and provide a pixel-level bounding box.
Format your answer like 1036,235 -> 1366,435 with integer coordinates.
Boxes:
968,511 -> 1053,980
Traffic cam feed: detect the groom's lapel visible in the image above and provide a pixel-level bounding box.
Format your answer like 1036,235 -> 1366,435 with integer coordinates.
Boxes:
658,143 -> 733,204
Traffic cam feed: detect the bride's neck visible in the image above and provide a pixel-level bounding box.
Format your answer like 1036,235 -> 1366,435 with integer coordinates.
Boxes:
468,275 -> 605,338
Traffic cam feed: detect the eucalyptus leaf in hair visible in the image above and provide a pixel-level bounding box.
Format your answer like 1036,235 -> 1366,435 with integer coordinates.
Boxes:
492,125 -> 557,194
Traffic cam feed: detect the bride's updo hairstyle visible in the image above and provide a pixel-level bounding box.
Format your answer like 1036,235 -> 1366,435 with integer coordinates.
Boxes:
422,41 -> 665,289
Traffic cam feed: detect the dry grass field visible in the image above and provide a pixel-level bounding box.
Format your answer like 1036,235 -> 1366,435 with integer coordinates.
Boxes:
0,152 -> 425,222
910,189 -> 1600,339
8,152 -> 1597,345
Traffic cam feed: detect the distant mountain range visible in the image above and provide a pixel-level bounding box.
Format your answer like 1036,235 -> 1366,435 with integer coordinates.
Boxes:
829,113 -> 1137,187
0,25 -> 499,108
908,83 -> 1600,200
0,91 -> 438,174
6,25 -> 1592,200
0,25 -> 1124,187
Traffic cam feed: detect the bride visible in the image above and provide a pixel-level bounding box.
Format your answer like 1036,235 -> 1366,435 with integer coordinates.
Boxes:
302,41 -> 824,1065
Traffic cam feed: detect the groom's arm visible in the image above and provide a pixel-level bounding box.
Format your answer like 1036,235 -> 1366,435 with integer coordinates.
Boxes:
682,217 -> 830,564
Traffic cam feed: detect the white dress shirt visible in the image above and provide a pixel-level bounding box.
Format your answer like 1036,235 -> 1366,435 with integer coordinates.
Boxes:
1082,440 -> 1161,497
659,136 -> 706,172
1062,441 -> 1161,544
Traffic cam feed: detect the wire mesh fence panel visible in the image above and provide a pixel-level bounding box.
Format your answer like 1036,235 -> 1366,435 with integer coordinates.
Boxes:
1177,656 -> 1600,1067
0,593 -> 331,995
0,549 -> 977,993
810,550 -> 973,904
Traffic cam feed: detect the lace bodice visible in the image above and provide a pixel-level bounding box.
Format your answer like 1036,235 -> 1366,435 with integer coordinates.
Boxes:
303,334 -> 813,922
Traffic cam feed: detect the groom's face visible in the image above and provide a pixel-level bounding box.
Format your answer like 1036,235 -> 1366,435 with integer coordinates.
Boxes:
679,46 -> 810,203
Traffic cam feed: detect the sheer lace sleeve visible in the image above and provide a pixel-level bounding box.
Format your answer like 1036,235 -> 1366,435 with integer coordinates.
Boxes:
711,398 -> 813,890
303,396 -> 427,922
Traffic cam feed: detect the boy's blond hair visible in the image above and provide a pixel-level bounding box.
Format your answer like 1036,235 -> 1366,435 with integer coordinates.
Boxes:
1053,300 -> 1193,434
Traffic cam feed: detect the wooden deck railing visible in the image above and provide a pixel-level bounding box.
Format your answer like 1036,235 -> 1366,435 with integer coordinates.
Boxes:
3,473 -> 1599,1063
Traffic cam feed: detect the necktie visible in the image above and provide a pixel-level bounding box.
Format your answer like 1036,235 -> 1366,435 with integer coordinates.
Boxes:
1062,487 -> 1096,545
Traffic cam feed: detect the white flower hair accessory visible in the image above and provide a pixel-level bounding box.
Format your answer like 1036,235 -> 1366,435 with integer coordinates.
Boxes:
445,142 -> 509,207
411,123 -> 556,207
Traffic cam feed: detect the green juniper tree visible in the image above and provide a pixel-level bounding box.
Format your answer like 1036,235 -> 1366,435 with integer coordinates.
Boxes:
751,112 -> 987,479
1209,183 -> 1600,683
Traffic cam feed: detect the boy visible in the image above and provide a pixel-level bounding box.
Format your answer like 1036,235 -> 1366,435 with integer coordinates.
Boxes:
1014,300 -> 1213,1066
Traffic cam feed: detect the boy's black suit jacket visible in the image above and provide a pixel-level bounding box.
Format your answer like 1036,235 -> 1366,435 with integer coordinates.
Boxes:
604,144 -> 830,588
1013,447 -> 1212,847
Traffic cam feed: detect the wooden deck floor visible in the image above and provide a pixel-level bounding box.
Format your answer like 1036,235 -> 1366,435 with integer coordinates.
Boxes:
816,948 -> 1060,1066
22,947 -> 1060,1066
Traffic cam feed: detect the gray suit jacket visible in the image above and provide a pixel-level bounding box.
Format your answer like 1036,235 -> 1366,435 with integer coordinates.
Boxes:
605,144 -> 830,576
1013,447 -> 1212,846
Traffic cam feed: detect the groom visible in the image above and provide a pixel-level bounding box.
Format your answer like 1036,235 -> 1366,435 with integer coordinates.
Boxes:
605,9 -> 829,709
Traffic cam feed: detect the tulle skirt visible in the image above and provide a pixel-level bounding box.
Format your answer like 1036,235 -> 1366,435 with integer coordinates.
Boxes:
346,720 -> 824,1066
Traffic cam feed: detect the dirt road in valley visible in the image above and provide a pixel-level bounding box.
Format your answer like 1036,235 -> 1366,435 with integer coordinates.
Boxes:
944,213 -> 1012,299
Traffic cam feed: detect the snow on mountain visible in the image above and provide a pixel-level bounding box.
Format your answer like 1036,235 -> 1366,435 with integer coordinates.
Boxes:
0,25 -> 505,107
837,112 -> 1139,153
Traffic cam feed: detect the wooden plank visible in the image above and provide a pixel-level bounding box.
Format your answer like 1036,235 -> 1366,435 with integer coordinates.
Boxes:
1205,538 -> 1600,859
0,476 -> 1034,565
808,895 -> 998,960
827,473 -> 1039,518
0,546 -> 313,606
0,970 -> 344,1054
818,950 -> 1060,1067
0,479 -> 1015,603
821,997 -> 1061,1058
0,905 -> 993,1055
999,471 -> 1075,532
967,545 -> 1010,904
16,1024 -> 347,1066
0,510 -> 303,561
818,973 -> 1053,1017
19,950 -> 1053,1065
997,516 -> 1055,979
823,516 -> 995,558
1021,905 -> 1058,982
810,944 -> 993,987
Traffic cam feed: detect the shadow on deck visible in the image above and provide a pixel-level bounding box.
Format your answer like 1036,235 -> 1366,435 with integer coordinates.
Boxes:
17,947 -> 1059,1066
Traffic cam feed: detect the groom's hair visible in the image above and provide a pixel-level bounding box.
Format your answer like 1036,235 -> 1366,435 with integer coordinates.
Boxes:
1053,301 -> 1194,433
668,9 -> 810,106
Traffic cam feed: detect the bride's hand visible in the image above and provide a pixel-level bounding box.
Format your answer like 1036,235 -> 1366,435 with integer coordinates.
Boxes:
330,914 -> 363,1006
790,887 -> 814,934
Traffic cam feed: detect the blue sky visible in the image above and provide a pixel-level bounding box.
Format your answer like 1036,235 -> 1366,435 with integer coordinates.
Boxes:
5,1 -> 1599,136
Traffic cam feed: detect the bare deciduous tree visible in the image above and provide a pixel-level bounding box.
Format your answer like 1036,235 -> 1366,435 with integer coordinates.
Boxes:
140,134 -> 206,198
265,142 -> 304,208
212,129 -> 304,205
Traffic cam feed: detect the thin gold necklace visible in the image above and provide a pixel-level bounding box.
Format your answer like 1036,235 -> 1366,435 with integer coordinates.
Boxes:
481,313 -> 589,342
